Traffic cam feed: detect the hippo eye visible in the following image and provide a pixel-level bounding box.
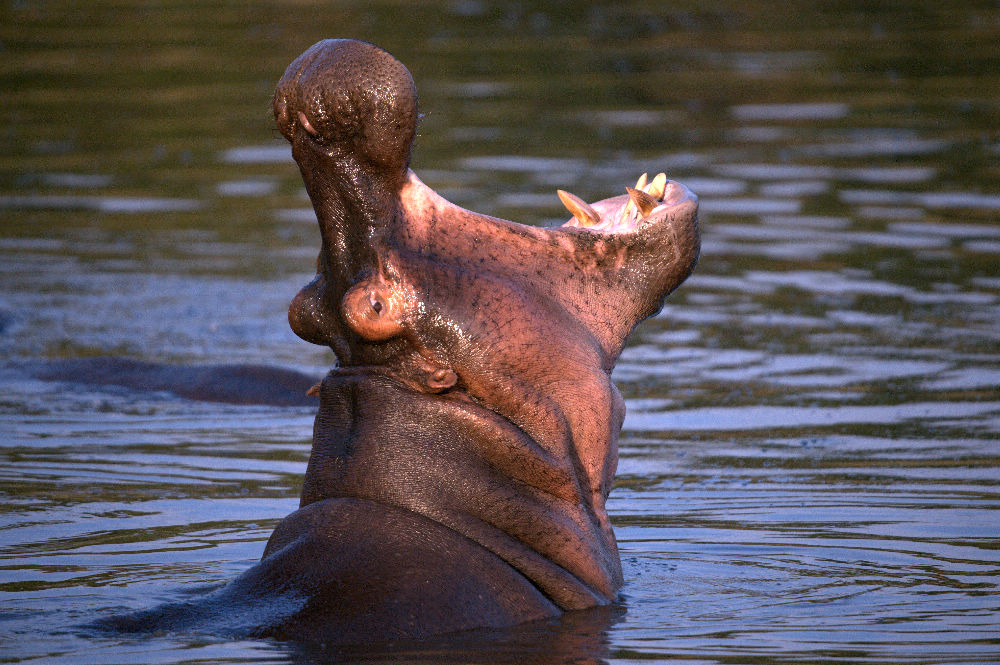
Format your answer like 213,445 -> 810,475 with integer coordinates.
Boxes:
369,296 -> 383,315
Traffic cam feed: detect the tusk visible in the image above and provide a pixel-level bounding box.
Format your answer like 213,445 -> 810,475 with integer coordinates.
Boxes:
557,189 -> 601,227
647,172 -> 667,201
626,187 -> 658,218
625,172 -> 649,215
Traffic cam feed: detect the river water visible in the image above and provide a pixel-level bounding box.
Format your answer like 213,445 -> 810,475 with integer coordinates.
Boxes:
2,1 -> 998,663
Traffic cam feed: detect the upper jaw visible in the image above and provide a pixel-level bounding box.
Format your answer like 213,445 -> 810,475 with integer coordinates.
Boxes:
272,38 -> 418,179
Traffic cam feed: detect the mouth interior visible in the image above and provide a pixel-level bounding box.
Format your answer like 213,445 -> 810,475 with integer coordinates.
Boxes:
559,172 -> 682,233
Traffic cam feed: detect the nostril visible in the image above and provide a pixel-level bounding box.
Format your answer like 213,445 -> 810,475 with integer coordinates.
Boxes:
298,111 -> 318,137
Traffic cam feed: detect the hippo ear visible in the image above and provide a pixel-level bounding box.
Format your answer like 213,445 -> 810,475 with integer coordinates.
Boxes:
340,277 -> 406,341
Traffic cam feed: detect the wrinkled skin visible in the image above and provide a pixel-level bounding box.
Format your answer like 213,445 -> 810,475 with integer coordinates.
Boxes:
100,39 -> 699,644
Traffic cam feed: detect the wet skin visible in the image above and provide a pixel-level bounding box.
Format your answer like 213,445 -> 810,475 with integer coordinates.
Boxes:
101,39 -> 700,644
24,357 -> 318,406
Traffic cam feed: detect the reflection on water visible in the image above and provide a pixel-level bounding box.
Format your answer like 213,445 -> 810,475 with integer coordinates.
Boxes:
1,1 -> 998,663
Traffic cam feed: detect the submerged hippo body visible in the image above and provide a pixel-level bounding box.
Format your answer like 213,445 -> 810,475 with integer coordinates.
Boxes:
24,356 -> 318,406
103,39 -> 699,644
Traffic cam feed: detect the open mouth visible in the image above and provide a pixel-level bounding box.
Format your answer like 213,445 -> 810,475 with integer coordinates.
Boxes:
558,172 -> 696,234
276,37 -> 700,388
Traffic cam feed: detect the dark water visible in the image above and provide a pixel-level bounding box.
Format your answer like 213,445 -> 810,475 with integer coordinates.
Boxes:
2,1 -> 999,663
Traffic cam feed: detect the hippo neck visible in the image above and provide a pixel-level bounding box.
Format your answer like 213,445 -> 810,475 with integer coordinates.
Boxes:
302,370 -> 624,609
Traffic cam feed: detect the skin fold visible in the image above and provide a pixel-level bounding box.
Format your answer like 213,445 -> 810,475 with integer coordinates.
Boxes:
99,38 -> 700,644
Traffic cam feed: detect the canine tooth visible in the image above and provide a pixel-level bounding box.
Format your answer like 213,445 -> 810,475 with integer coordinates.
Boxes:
557,189 -> 600,227
647,173 -> 667,200
623,173 -> 648,216
626,187 -> 658,218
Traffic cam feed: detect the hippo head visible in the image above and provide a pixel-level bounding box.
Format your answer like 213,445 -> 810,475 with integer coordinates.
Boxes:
273,39 -> 699,608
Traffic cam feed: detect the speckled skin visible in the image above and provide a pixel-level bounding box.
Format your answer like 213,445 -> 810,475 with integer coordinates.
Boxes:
100,39 -> 699,644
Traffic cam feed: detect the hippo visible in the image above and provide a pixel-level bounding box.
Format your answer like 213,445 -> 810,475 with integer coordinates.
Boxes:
100,38 -> 699,645
23,356 -> 318,406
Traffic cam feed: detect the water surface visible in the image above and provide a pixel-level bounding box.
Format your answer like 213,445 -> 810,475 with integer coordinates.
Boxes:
2,1 -> 998,663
